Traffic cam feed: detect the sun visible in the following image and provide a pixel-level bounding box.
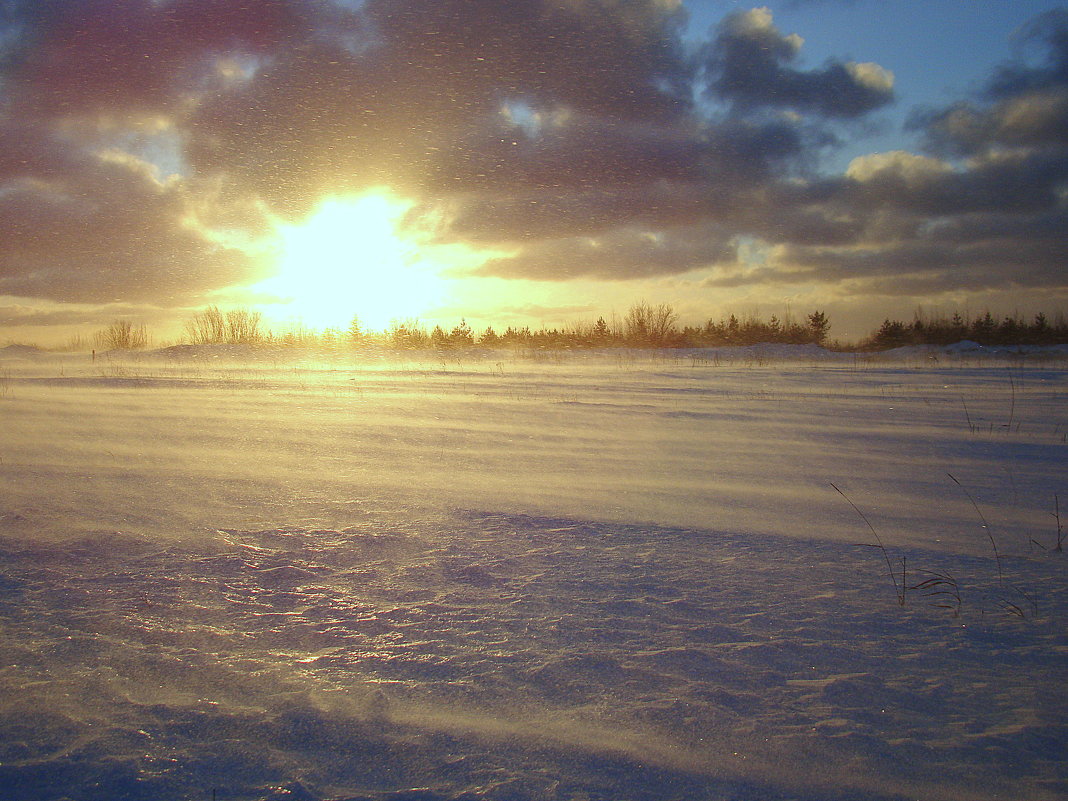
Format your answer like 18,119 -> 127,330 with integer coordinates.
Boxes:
254,190 -> 447,331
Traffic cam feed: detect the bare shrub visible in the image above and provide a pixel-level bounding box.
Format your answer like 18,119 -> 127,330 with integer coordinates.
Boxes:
185,305 -> 263,345
185,305 -> 227,344
225,307 -> 263,344
623,301 -> 678,346
94,319 -> 149,350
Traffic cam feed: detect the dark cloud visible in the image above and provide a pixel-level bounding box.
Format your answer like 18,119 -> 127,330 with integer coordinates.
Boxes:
839,149 -> 1068,218
699,7 -> 893,118
761,181 -> 1068,297
775,233 -> 1068,296
915,9 -> 1068,156
775,8 -> 1068,300
0,302 -> 149,328
476,222 -> 739,281
423,182 -> 713,247
5,0 -> 315,118
186,0 -> 696,216
0,117 -> 255,304
988,9 -> 1068,98
920,209 -> 1068,245
913,93 -> 1068,157
424,116 -> 806,248
699,264 -> 820,290
422,113 -> 707,196
364,0 -> 692,121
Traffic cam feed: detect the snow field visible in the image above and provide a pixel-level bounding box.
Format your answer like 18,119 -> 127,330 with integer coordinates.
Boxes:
0,345 -> 1066,800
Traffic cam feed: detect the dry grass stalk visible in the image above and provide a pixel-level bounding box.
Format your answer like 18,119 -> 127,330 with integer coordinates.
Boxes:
832,483 -> 905,606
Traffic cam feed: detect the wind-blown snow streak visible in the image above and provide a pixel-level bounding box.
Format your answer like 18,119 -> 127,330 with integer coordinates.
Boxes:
1,345 -> 1066,800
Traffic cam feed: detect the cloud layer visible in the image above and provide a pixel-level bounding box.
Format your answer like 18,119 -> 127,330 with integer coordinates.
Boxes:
0,1 -> 1066,327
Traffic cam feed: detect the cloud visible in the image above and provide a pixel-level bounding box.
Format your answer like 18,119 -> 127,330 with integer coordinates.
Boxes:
475,223 -> 739,280
423,115 -> 805,244
757,147 -> 1068,299
773,232 -> 1068,296
0,117 -> 256,304
699,7 -> 894,118
5,0 -> 313,119
914,9 -> 1068,155
0,300 -> 147,327
767,9 -> 1068,303
845,150 -> 951,185
179,0 -> 815,282
987,9 -> 1068,98
186,0 -> 695,215
0,0 -> 307,305
915,92 -> 1068,157
0,1 -> 1065,332
841,148 -> 1068,216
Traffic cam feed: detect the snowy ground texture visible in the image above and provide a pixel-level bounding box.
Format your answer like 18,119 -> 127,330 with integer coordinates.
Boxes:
1,343 -> 1067,801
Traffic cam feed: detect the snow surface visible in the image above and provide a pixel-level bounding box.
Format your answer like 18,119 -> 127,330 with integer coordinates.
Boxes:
1,345 -> 1066,800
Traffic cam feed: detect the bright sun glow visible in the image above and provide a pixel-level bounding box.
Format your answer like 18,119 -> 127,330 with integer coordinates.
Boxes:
254,191 -> 448,331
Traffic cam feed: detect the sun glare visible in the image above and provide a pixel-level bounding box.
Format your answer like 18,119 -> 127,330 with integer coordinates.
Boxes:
254,191 -> 447,331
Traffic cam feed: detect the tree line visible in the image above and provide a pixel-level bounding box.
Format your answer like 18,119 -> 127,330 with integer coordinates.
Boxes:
86,302 -> 1068,352
863,311 -> 1068,349
171,302 -> 831,350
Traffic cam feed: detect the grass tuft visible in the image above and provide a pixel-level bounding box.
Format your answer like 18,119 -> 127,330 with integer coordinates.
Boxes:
832,483 -> 905,606
1055,493 -> 1065,553
909,569 -> 962,618
834,479 -> 1050,620
947,472 -> 1004,585
947,473 -> 1045,619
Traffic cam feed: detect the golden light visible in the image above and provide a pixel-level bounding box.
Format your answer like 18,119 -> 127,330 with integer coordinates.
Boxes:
254,190 -> 448,331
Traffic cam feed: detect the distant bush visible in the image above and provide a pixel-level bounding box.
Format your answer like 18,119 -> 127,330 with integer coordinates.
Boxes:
387,319 -> 430,349
225,307 -> 263,344
623,301 -> 679,347
94,319 -> 149,350
185,305 -> 226,344
185,305 -> 263,345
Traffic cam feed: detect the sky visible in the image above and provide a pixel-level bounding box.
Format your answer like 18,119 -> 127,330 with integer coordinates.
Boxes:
1,0 -> 1066,344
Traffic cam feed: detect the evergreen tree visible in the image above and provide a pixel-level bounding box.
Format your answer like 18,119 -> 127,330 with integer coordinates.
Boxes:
871,319 -> 908,348
347,314 -> 364,344
806,310 -> 830,344
971,311 -> 997,342
449,319 -> 474,346
592,317 -> 611,343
